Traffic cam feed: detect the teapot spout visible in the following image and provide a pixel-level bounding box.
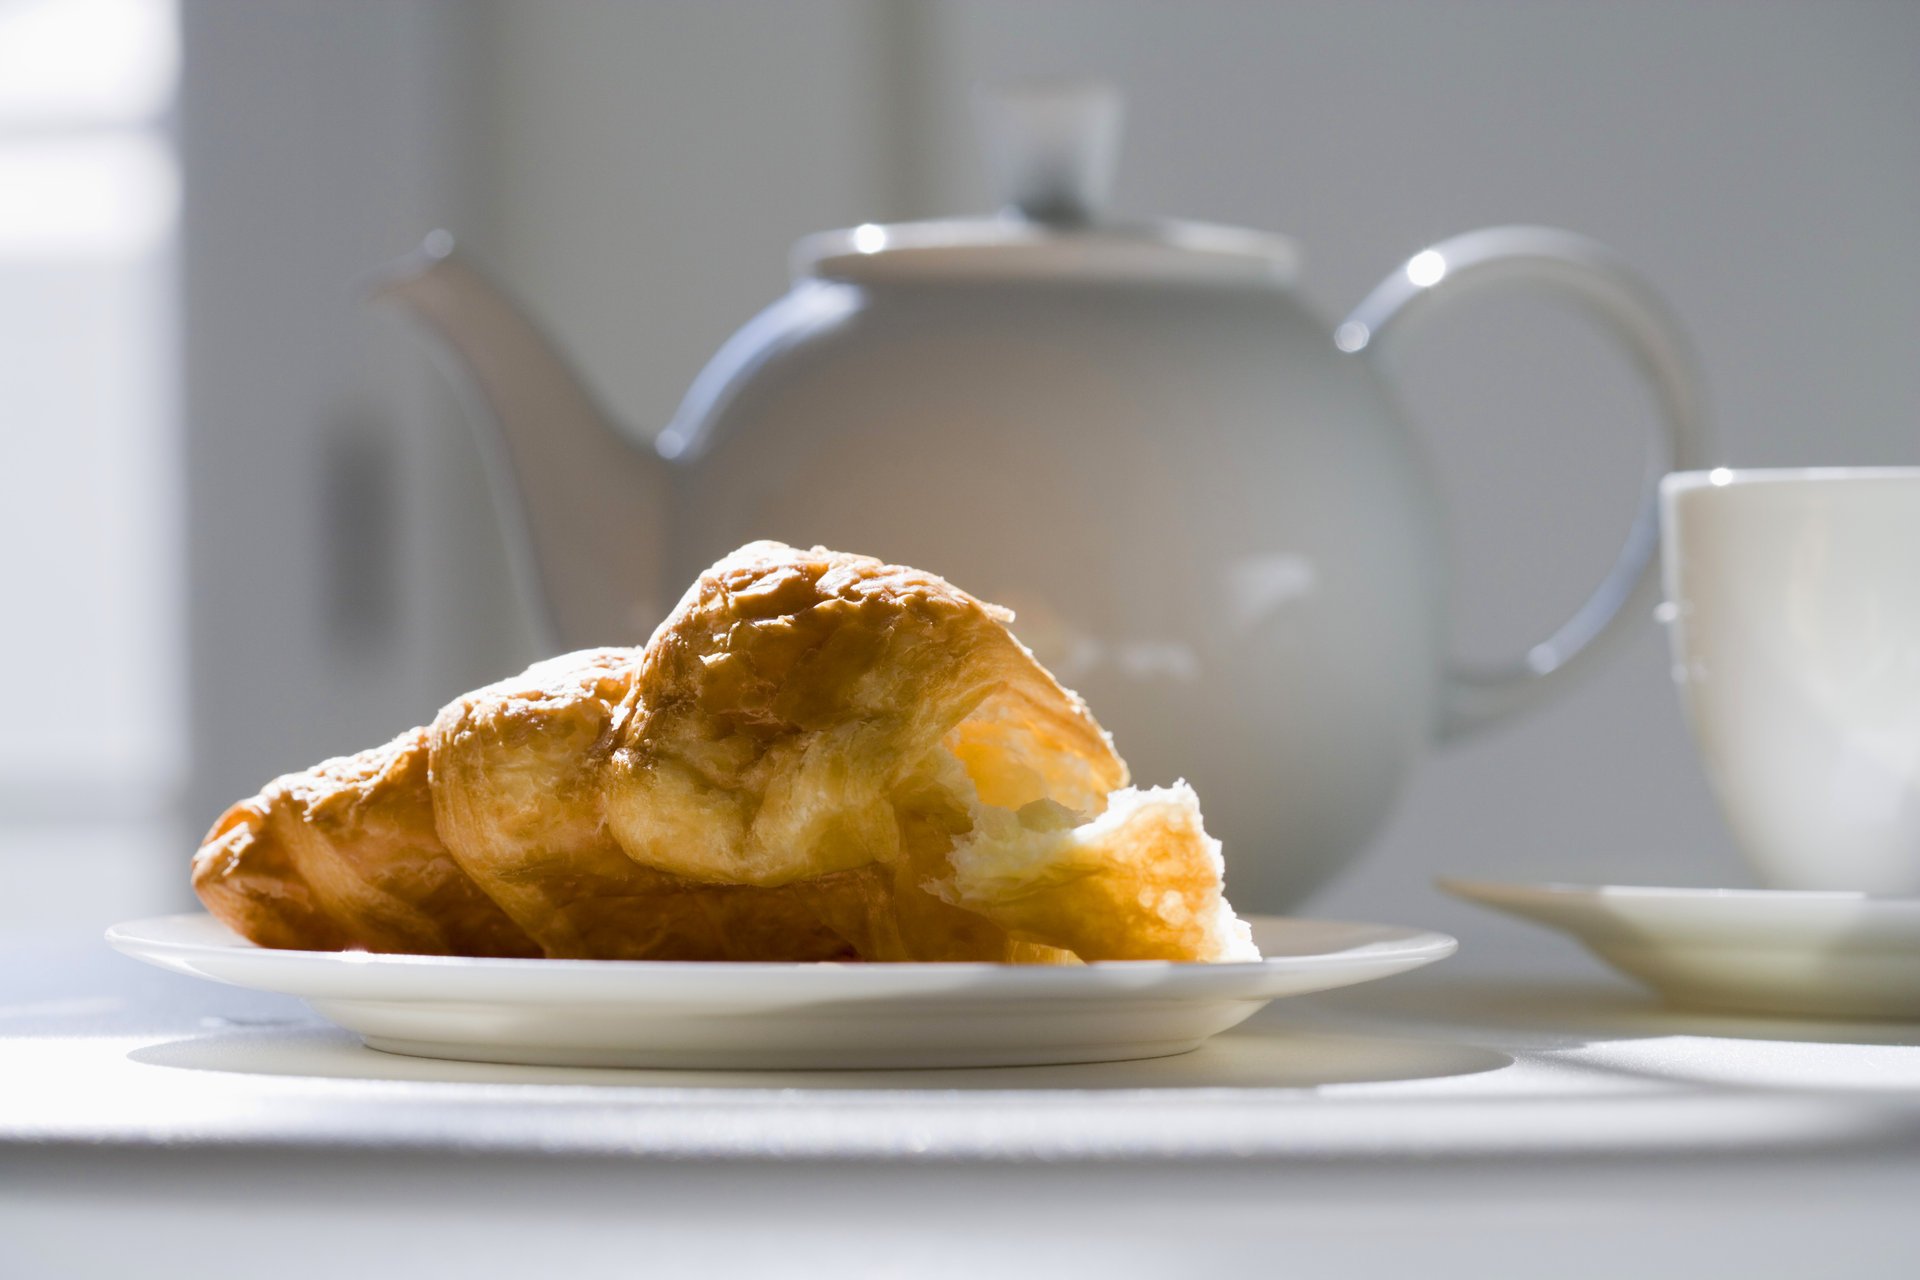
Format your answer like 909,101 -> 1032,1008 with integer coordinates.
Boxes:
373,235 -> 667,649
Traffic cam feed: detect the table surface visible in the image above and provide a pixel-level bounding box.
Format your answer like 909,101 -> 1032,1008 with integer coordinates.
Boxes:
6,931 -> 1920,1277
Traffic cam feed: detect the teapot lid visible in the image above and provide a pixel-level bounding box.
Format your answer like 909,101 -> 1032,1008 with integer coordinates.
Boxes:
793,82 -> 1299,288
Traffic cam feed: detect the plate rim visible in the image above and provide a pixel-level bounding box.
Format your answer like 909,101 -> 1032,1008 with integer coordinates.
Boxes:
1437,874 -> 1920,907
106,911 -> 1457,985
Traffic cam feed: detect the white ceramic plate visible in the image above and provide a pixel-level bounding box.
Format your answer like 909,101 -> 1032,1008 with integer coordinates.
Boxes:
106,913 -> 1454,1069
1439,877 -> 1920,1019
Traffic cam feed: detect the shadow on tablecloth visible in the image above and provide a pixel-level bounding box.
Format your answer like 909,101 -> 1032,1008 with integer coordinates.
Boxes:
125,1006 -> 1512,1092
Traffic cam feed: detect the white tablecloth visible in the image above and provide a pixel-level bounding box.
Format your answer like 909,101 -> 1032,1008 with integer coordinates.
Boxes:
4,935 -> 1918,1277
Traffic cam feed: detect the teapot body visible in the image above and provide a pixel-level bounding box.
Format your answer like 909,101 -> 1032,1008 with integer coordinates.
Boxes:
381,92 -> 1707,913
666,276 -> 1445,910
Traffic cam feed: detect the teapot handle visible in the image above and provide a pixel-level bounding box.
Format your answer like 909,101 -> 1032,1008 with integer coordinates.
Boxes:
1337,226 -> 1715,741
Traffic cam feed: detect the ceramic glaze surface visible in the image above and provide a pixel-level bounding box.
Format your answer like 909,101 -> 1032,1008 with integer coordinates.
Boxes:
1442,878 -> 1920,1019
1663,469 -> 1920,895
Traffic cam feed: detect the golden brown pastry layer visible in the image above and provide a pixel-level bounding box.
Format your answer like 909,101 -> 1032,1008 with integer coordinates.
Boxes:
190,728 -> 539,957
191,542 -> 1254,963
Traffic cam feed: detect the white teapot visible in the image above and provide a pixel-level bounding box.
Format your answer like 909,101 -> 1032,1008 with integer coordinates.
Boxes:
381,86 -> 1711,910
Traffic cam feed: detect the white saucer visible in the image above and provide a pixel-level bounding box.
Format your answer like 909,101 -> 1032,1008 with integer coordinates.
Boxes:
1439,877 -> 1920,1020
107,913 -> 1455,1070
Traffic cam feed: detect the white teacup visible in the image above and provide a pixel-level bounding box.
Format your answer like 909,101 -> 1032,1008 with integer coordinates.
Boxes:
1662,468 -> 1920,894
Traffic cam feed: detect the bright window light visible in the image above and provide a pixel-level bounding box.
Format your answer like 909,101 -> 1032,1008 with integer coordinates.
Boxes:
0,0 -> 179,127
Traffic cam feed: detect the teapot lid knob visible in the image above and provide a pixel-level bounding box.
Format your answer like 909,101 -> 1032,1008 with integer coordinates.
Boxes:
973,80 -> 1123,228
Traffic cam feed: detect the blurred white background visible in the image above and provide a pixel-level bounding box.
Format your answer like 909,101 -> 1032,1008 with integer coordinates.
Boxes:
4,1 -> 1918,967
0,0 -> 182,926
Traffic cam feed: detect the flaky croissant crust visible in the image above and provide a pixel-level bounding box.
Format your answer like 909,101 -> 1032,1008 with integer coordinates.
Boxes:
192,542 -> 1255,964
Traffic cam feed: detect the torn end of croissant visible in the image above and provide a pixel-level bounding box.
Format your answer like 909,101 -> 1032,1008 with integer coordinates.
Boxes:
940,781 -> 1259,964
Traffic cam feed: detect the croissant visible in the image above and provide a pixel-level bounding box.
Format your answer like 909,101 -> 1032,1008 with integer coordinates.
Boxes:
192,542 -> 1256,964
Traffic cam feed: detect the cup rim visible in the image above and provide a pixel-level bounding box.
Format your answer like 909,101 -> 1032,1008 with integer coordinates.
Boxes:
1664,466 -> 1920,493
